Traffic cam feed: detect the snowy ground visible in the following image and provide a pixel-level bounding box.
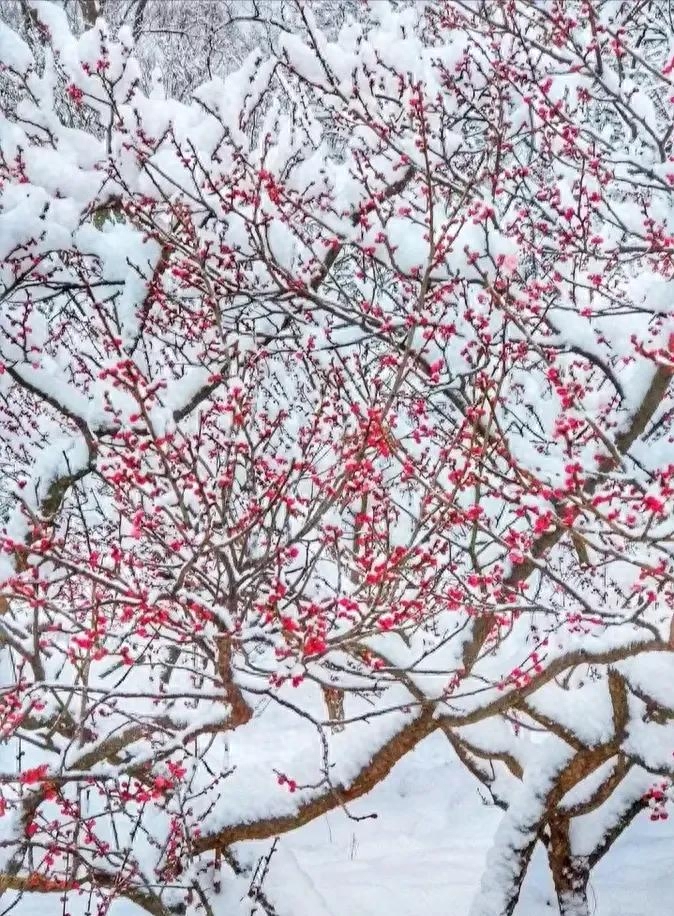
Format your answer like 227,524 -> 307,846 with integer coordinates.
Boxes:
3,731 -> 673,915
241,732 -> 674,916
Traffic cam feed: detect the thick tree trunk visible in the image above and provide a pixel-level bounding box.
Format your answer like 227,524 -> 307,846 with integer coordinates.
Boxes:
557,890 -> 590,916
79,0 -> 99,26
548,816 -> 590,916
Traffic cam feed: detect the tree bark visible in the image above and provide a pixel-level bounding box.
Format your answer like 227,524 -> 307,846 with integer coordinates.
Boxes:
79,0 -> 99,26
548,816 -> 590,916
